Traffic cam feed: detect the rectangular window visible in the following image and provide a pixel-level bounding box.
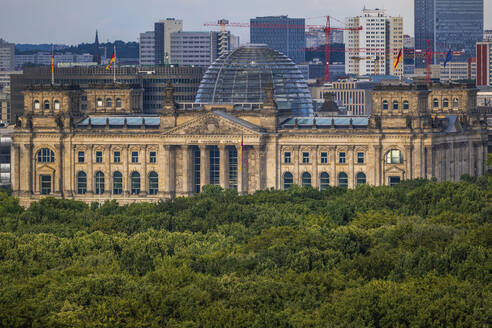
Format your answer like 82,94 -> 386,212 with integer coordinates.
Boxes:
209,147 -> 220,186
389,176 -> 401,186
339,152 -> 346,164
95,151 -> 103,163
131,151 -> 138,163
78,151 -> 85,163
284,152 -> 291,164
194,148 -> 201,193
40,175 -> 51,195
149,151 -> 156,163
229,148 -> 238,190
320,152 -> 328,164
302,152 -> 310,164
357,152 -> 365,164
113,151 -> 120,163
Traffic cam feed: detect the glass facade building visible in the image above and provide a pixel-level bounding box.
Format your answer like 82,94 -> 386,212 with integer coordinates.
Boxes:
250,16 -> 305,64
414,0 -> 483,68
195,44 -> 313,116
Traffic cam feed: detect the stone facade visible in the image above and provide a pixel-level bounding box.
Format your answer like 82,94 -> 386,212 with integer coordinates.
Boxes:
11,82 -> 488,207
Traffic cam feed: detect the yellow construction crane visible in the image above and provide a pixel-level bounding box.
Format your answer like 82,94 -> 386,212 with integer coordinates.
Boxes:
350,55 -> 381,75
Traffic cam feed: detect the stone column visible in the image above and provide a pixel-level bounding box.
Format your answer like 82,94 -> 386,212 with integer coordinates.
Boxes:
199,145 -> 209,191
88,145 -> 94,195
141,146 -> 148,196
123,145 -> 129,196
295,146 -> 300,185
181,145 -> 192,196
163,145 -> 172,197
20,144 -> 31,195
11,144 -> 19,195
405,145 -> 413,180
312,146 -> 318,189
373,145 -> 382,186
219,144 -> 228,189
477,141 -> 484,176
254,145 -> 263,191
348,146 -> 354,188
468,141 -> 475,176
238,144 -> 247,194
105,145 -> 111,196
56,143 -> 63,195
330,146 -> 336,186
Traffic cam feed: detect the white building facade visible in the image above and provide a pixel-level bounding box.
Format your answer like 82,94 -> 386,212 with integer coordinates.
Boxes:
139,31 -> 155,66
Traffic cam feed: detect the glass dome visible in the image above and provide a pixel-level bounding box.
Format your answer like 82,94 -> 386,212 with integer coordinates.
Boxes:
195,44 -> 313,116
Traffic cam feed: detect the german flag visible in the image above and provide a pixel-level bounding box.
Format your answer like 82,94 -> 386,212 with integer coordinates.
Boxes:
393,49 -> 402,70
106,50 -> 115,70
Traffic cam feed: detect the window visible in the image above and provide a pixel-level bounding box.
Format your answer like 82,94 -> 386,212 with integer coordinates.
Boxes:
97,98 -> 103,107
54,100 -> 60,110
40,175 -> 51,195
320,152 -> 328,164
44,100 -> 50,110
77,171 -> 87,194
393,100 -> 398,110
193,148 -> 201,193
148,172 -> 159,195
149,151 -> 156,163
389,176 -> 401,186
302,172 -> 311,187
283,172 -> 293,190
116,98 -> 122,107
356,172 -> 366,185
338,172 -> 348,188
78,151 -> 85,163
403,100 -> 409,110
106,98 -> 112,107
382,100 -> 388,110
95,171 -> 105,194
386,149 -> 403,164
95,151 -> 103,163
113,171 -> 122,195
229,148 -> 238,190
443,98 -> 449,108
37,148 -> 55,163
284,152 -> 291,164
34,100 -> 40,110
302,152 -> 310,164
339,152 -> 346,164
433,98 -> 439,108
209,146 -> 220,186
357,152 -> 364,164
320,172 -> 330,190
131,172 -> 140,194
453,98 -> 459,107
131,151 -> 138,163
114,151 -> 120,163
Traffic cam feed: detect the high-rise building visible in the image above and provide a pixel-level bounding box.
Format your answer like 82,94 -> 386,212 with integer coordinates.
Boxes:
476,41 -> 491,86
154,18 -> 183,65
306,30 -> 344,49
345,8 -> 404,76
440,61 -> 476,82
0,39 -> 14,71
484,30 -> 492,42
414,0 -> 483,68
139,31 -> 155,66
250,16 -> 305,63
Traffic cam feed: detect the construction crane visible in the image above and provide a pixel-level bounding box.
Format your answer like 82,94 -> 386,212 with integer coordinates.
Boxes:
414,40 -> 465,83
349,55 -> 382,75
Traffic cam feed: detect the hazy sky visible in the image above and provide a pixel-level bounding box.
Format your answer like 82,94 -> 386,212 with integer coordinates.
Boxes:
1,0 -> 491,44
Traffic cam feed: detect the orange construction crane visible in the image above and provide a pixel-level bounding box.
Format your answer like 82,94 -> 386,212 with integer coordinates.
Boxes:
414,40 -> 465,83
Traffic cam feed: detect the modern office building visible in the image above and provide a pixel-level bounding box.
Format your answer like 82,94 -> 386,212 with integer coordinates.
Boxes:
171,31 -> 220,67
0,125 -> 12,187
139,31 -> 155,66
0,39 -> 14,71
250,16 -> 305,63
484,30 -> 492,42
345,8 -> 404,76
9,66 -> 206,122
440,61 -> 476,82
0,87 -> 10,123
15,52 -> 93,69
154,18 -> 183,65
476,41 -> 491,86
414,0 -> 483,68
306,30 -> 343,48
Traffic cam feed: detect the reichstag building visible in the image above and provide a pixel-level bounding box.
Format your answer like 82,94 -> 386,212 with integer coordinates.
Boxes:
11,45 -> 489,206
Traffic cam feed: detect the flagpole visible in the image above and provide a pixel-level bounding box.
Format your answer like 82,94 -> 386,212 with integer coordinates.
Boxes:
113,45 -> 116,84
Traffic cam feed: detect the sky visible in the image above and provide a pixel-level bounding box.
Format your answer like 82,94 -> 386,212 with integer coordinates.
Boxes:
1,0 -> 491,45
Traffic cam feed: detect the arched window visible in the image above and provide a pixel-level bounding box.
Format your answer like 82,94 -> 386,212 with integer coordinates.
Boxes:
106,98 -> 112,107
44,100 -> 50,110
320,172 -> 330,190
382,100 -> 388,110
302,172 -> 311,187
34,100 -> 40,110
37,148 -> 55,163
385,149 -> 404,164
433,98 -> 439,108
283,172 -> 293,190
97,98 -> 103,107
116,98 -> 122,107
356,172 -> 366,185
54,100 -> 60,110
403,100 -> 409,110
443,98 -> 449,108
77,171 -> 87,194
338,172 -> 348,188
131,172 -> 141,195
149,172 -> 158,195
453,98 -> 459,107
113,171 -> 122,195
95,171 -> 105,195
393,100 -> 399,110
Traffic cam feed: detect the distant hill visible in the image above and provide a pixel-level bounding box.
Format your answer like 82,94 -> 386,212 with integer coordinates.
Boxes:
16,41 -> 139,58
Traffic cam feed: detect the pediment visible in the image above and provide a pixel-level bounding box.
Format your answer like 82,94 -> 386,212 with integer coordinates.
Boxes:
37,164 -> 56,173
164,111 -> 264,136
384,165 -> 405,174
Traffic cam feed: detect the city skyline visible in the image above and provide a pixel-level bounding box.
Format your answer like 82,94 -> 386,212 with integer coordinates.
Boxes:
2,0 -> 491,45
